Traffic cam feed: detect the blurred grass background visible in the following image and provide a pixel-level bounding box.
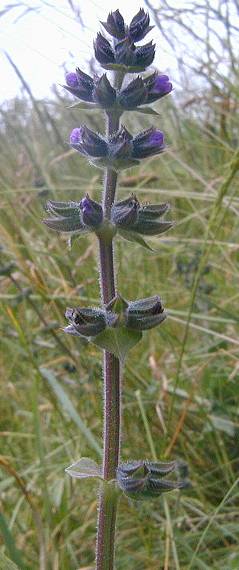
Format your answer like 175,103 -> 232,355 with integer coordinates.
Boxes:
0,1 -> 239,569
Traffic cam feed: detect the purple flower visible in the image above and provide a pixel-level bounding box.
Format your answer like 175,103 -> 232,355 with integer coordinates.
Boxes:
80,194 -> 103,227
65,68 -> 94,102
43,196 -> 103,234
129,9 -> 153,42
101,9 -> 125,39
65,72 -> 78,88
65,69 -> 117,109
144,73 -> 173,103
132,127 -> 165,159
70,125 -> 108,158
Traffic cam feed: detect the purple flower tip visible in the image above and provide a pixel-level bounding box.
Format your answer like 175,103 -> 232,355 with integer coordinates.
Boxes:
70,127 -> 83,145
150,130 -> 164,146
80,196 -> 91,211
154,75 -> 172,94
65,72 -> 78,88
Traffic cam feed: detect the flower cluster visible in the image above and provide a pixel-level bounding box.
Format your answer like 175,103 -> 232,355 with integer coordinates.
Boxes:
64,294 -> 166,339
43,194 -> 172,240
94,9 -> 155,71
70,125 -> 165,170
117,460 -> 190,500
65,69 -> 172,111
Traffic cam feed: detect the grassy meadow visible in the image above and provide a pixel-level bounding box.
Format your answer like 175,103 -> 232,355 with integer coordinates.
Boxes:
1,5 -> 239,570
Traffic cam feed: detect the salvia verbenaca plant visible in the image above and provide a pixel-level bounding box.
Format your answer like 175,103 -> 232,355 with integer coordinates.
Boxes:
43,8 -> 190,569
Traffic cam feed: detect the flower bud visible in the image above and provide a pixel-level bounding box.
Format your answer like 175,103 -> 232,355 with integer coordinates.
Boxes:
111,195 -> 139,227
117,460 -> 190,500
94,34 -> 155,72
93,74 -> 116,107
115,199 -> 173,237
125,295 -> 166,330
80,194 -> 103,228
64,307 -> 107,338
101,9 -> 126,40
132,127 -> 164,159
144,72 -> 173,103
70,126 -> 167,171
65,68 -> 95,102
109,126 -> 133,158
134,41 -> 155,68
65,72 -> 78,88
129,9 -> 153,42
70,125 -> 108,158
114,38 -> 135,66
94,33 -> 115,66
118,77 -> 147,109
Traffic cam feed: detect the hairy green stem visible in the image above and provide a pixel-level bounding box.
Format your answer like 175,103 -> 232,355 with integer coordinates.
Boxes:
95,110 -> 121,569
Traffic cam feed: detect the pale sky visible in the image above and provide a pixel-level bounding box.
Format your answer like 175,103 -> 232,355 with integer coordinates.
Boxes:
0,0 -> 177,102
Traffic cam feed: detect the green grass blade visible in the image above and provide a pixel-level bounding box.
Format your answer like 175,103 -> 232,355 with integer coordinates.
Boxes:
40,367 -> 102,457
0,513 -> 26,570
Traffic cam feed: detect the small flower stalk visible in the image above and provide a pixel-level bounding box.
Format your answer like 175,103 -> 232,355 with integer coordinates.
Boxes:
43,8 -> 189,569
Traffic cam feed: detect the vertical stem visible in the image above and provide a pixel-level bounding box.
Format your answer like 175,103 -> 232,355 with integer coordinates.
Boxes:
95,111 -> 121,570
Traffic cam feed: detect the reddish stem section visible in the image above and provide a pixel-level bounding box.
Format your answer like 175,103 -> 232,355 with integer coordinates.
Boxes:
98,240 -> 116,303
95,111 -> 121,570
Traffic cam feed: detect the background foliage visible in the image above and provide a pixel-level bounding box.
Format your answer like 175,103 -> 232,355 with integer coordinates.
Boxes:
0,1 -> 239,568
